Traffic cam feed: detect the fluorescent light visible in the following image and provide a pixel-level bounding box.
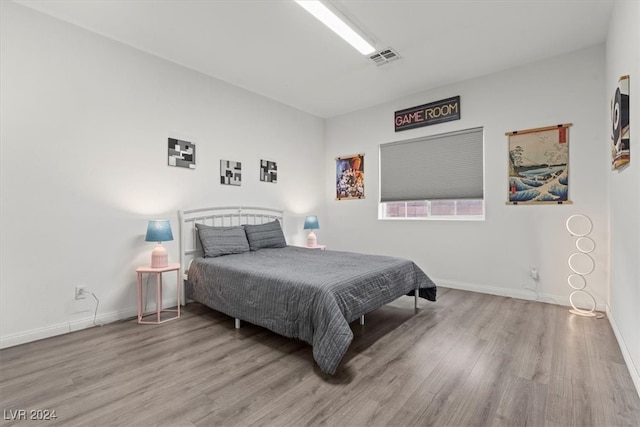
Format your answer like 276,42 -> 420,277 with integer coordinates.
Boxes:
295,0 -> 375,55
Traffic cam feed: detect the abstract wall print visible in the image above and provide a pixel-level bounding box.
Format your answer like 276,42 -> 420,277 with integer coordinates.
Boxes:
260,159 -> 277,183
168,138 -> 195,169
336,154 -> 364,200
220,160 -> 242,186
507,124 -> 572,205
611,75 -> 630,171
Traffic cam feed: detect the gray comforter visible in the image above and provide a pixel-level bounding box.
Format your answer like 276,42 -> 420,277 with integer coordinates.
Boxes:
186,246 -> 436,374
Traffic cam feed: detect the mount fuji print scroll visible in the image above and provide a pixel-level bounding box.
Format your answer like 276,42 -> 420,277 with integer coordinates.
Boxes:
507,124 -> 572,205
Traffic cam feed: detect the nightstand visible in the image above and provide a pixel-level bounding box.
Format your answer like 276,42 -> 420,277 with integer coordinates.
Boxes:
300,245 -> 326,250
136,263 -> 181,324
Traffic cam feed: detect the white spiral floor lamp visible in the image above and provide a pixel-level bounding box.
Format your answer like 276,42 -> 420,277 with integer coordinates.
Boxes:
566,214 -> 598,317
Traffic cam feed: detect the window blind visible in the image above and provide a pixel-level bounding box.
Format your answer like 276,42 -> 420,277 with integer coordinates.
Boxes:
380,127 -> 484,202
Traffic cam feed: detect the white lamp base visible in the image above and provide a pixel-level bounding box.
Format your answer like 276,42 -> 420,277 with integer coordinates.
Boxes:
307,231 -> 317,247
569,309 -> 597,317
151,243 -> 168,268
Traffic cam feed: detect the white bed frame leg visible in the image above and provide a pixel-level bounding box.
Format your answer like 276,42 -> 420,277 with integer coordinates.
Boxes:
360,315 -> 365,325
235,318 -> 241,329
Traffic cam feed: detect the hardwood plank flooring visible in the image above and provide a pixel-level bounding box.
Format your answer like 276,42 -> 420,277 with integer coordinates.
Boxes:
1,288 -> 639,426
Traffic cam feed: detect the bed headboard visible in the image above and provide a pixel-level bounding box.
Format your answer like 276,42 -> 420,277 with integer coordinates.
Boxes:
178,206 -> 284,280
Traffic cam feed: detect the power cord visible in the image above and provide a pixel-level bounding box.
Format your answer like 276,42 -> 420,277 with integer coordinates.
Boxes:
523,277 -> 558,305
518,278 -> 604,319
77,288 -> 102,326
88,291 -> 101,326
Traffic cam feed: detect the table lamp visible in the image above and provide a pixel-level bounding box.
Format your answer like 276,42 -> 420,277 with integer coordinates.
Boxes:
145,220 -> 173,268
304,215 -> 319,247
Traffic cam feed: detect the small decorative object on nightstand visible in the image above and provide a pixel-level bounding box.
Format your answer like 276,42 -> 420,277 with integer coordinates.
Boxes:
136,263 -> 181,324
304,215 -> 320,247
303,244 -> 326,250
145,220 -> 173,268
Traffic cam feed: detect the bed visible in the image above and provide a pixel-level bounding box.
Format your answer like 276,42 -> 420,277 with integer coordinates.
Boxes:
179,206 -> 436,375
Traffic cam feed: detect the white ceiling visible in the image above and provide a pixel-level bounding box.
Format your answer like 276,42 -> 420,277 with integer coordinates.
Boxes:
15,0 -> 613,118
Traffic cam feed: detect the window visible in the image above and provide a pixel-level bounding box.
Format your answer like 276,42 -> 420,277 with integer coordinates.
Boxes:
379,127 -> 484,220
380,200 -> 484,219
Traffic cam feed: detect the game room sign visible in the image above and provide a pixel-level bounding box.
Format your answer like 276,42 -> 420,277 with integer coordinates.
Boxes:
394,96 -> 460,132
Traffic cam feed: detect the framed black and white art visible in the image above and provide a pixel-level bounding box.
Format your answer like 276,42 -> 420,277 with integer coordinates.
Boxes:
260,159 -> 277,183
168,138 -> 195,169
220,160 -> 242,186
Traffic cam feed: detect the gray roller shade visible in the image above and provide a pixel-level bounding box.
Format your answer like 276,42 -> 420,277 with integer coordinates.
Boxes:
380,127 -> 484,202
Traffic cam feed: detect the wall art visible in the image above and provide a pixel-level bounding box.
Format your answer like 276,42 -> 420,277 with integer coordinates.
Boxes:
220,160 -> 242,186
260,159 -> 277,183
611,75 -> 630,171
336,154 -> 364,200
168,138 -> 195,169
507,124 -> 572,205
394,96 -> 460,132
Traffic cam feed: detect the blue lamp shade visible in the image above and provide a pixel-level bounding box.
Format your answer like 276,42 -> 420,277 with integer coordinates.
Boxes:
145,220 -> 174,242
304,215 -> 319,247
145,220 -> 173,268
303,215 -> 319,230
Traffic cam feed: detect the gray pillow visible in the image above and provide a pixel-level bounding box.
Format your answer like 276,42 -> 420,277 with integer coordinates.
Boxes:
195,223 -> 250,258
244,220 -> 287,251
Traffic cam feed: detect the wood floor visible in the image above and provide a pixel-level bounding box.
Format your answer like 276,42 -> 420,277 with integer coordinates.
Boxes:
1,287 -> 639,426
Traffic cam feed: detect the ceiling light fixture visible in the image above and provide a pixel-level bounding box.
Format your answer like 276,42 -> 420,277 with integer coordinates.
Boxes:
295,0 -> 375,55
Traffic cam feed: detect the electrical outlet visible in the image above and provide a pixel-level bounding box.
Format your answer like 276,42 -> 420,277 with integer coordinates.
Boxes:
75,285 -> 87,300
529,266 -> 538,280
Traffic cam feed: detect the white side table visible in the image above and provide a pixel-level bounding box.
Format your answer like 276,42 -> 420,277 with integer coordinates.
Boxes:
136,263 -> 181,324
298,245 -> 326,250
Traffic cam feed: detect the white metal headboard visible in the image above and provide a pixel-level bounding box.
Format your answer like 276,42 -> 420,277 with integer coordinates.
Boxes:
178,206 -> 284,281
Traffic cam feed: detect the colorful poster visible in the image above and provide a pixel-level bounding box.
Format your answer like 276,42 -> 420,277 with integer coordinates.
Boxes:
336,154 -> 364,200
611,75 -> 630,171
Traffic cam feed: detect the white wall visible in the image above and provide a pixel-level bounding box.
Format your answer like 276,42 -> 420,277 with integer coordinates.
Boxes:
2,5 -> 635,401
0,2 -> 325,346
324,46 -> 609,309
606,0 -> 640,395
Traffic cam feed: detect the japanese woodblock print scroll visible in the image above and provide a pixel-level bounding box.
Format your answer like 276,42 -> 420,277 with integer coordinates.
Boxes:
507,124 -> 572,205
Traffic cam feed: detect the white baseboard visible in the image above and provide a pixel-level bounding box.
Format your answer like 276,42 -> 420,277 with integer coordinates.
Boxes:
433,278 -> 607,312
0,297 -> 179,349
436,279 -> 563,306
606,304 -> 640,399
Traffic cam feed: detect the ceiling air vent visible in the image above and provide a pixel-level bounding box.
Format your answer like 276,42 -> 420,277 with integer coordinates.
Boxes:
369,48 -> 400,66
